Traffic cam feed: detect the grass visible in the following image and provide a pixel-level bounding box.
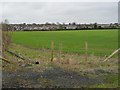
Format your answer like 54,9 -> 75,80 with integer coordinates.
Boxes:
3,29 -> 118,88
11,29 -> 118,56
6,43 -> 118,88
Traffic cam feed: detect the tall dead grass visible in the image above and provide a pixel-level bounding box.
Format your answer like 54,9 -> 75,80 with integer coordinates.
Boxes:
1,20 -> 11,56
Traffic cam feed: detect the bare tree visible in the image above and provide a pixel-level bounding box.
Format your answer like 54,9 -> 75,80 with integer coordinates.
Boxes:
94,23 -> 98,29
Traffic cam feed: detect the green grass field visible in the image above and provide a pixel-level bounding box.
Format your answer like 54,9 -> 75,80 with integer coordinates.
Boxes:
11,30 -> 118,56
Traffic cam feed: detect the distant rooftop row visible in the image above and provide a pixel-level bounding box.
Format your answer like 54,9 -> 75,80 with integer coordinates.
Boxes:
5,23 -> 120,31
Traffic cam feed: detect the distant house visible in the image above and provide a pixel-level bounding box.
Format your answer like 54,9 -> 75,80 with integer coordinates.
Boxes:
65,25 -> 77,29
98,24 -> 110,28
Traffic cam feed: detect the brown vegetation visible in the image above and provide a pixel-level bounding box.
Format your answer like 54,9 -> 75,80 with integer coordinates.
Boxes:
2,19 -> 11,54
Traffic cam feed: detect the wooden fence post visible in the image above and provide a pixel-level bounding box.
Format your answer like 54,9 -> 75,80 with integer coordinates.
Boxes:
59,42 -> 62,63
85,41 -> 88,61
51,41 -> 54,62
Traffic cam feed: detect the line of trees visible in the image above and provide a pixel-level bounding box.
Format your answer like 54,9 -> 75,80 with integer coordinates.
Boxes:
9,22 -> 120,31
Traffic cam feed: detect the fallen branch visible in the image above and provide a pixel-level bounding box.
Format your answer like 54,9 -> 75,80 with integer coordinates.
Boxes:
0,56 -> 11,63
6,50 -> 35,64
103,48 -> 120,62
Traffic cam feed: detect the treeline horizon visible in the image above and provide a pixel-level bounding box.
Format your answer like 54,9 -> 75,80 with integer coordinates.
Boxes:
1,20 -> 119,31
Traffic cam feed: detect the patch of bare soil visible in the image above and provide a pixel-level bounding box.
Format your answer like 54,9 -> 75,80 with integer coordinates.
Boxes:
2,64 -> 104,88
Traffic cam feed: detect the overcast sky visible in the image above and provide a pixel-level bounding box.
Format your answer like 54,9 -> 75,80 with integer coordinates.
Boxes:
1,2 -> 118,24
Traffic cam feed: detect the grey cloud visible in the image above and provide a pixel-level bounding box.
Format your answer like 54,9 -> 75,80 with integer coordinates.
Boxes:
1,2 -> 118,24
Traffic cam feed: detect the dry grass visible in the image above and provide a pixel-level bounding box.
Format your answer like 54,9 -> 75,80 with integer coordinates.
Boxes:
2,43 -> 118,88
4,43 -> 118,75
